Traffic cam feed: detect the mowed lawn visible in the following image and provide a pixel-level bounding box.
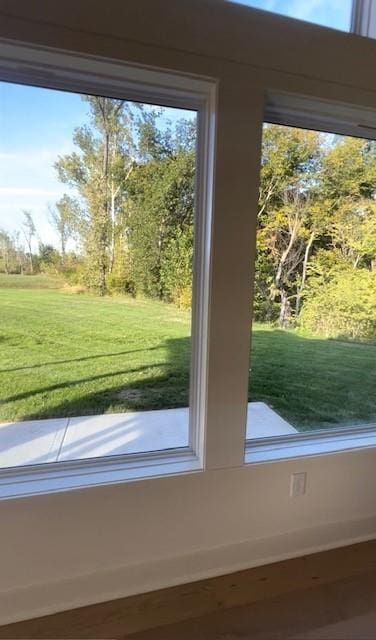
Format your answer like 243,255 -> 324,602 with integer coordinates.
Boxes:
1,274 -> 376,431
0,275 -> 191,422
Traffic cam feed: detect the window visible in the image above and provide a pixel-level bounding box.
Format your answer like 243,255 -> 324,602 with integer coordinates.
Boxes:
225,0 -> 376,39
0,43 -> 215,492
246,97 -> 376,457
226,0 -> 352,32
352,0 -> 376,39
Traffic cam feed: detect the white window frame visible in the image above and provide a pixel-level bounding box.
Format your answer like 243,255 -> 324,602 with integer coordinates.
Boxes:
351,0 -> 376,38
0,39 -> 217,498
246,90 -> 376,464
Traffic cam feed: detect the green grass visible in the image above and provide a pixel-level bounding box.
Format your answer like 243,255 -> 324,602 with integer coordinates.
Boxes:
250,324 -> 376,431
0,284 -> 191,422
0,273 -> 64,289
0,275 -> 376,431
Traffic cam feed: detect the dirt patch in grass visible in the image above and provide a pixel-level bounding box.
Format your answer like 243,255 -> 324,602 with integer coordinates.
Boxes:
116,389 -> 145,402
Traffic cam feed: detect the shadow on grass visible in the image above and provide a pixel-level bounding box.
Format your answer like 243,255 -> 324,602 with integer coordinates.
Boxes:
0,346 -> 162,374
249,328 -> 376,431
4,329 -> 376,432
4,336 -> 191,421
0,336 -> 191,465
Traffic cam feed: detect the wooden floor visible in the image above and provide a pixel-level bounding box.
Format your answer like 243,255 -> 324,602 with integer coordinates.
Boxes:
1,540 -> 375,639
128,570 -> 376,639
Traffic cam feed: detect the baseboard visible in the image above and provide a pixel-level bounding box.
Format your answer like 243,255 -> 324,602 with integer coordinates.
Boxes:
1,514 -> 376,627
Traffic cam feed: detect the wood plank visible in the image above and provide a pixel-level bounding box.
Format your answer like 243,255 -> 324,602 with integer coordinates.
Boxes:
127,570 -> 376,640
0,540 -> 375,639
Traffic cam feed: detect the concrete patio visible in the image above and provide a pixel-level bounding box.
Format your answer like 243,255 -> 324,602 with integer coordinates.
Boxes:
0,402 -> 297,468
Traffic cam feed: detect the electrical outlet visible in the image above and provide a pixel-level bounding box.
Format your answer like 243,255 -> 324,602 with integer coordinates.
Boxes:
290,472 -> 307,497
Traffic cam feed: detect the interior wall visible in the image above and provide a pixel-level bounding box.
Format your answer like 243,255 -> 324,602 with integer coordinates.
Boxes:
0,0 -> 376,624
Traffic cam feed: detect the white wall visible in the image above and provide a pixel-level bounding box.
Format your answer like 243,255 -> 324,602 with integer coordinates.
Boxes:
1,449 -> 376,623
0,0 -> 376,624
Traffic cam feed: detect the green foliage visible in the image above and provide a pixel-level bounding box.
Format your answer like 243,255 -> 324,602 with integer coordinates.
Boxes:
160,226 -> 193,307
127,150 -> 195,299
252,249 -> 279,321
255,125 -> 376,336
54,96 -> 196,302
38,243 -> 60,274
300,267 -> 376,340
55,97 -> 137,295
10,108 -> 376,340
321,137 -> 376,202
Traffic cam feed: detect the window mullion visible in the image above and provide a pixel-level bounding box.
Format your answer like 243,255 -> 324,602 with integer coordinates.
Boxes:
203,73 -> 264,470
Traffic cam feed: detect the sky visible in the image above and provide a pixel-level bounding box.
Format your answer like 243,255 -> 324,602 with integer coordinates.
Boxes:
227,0 -> 352,31
0,81 -> 194,250
0,2 -> 351,250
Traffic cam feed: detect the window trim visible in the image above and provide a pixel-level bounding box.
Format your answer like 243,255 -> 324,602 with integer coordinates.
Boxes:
0,449 -> 203,499
246,424 -> 376,464
246,90 -> 376,464
0,39 -> 217,498
265,92 -> 376,140
351,0 -> 376,38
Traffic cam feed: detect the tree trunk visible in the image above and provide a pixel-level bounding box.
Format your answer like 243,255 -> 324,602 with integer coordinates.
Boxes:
109,183 -> 120,274
98,259 -> 106,296
295,231 -> 315,317
61,236 -> 66,269
97,125 -> 110,294
28,243 -> 33,274
279,289 -> 291,328
98,220 -> 108,296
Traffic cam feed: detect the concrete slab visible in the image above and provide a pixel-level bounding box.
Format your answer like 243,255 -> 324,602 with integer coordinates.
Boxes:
0,402 -> 297,467
246,402 -> 297,439
58,408 -> 190,462
58,402 -> 297,462
0,418 -> 68,468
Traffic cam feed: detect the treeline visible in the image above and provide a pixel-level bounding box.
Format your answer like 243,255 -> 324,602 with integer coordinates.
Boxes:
53,97 -> 196,307
1,97 -> 196,307
1,99 -> 376,340
256,126 -> 376,339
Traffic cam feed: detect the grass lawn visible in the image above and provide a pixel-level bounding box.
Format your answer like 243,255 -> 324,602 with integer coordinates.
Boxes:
0,274 -> 376,431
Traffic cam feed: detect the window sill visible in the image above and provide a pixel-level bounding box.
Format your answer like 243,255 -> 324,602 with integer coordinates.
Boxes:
0,449 -> 202,500
245,425 -> 376,464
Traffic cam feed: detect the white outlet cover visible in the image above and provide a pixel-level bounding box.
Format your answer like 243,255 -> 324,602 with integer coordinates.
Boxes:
290,472 -> 307,497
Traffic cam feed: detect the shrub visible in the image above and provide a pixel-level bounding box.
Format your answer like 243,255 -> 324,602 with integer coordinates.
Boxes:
106,272 -> 136,296
300,267 -> 376,340
160,227 -> 193,308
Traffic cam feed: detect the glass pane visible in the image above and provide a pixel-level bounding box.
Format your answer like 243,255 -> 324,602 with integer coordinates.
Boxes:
226,0 -> 352,32
0,80 -> 198,467
247,123 -> 376,439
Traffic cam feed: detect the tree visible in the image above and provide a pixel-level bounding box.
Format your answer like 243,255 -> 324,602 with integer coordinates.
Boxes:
38,243 -> 60,273
300,267 -> 376,340
160,226 -> 193,307
21,211 -> 36,274
127,148 -> 195,298
256,125 -> 323,326
55,96 -> 136,295
0,230 -> 15,274
48,195 -> 75,268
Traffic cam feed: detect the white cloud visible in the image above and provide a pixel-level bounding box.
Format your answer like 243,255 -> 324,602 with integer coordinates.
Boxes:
0,148 -> 74,247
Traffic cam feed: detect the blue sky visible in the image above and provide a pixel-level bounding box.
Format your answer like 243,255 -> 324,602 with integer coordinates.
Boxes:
228,0 -> 352,31
0,1 -> 350,249
0,83 -> 85,247
0,81 -> 194,249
